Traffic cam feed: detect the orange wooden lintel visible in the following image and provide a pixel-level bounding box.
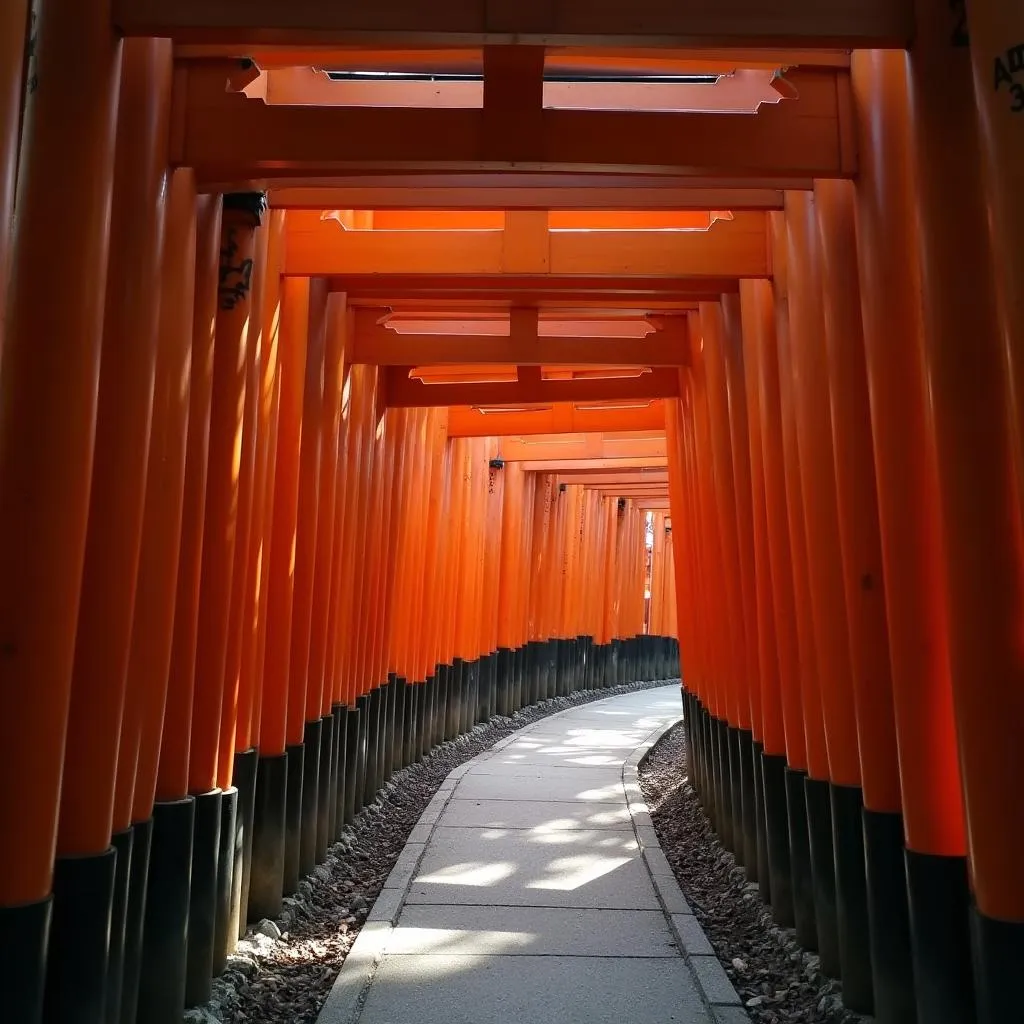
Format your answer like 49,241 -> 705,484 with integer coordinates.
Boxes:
447,401 -> 666,436
500,436 -> 666,461
328,274 -> 737,308
556,471 -> 669,486
117,0 -> 911,48
350,308 -> 690,366
284,212 -> 769,277
517,456 -> 667,471
385,366 -> 680,408
267,184 -> 786,211
176,65 -> 855,181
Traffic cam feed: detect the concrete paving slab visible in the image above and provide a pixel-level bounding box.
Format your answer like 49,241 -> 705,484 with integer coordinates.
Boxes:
356,954 -> 712,1024
435,798 -> 634,831
387,905 -> 678,957
450,771 -> 626,803
452,762 -> 625,781
405,828 -> 658,909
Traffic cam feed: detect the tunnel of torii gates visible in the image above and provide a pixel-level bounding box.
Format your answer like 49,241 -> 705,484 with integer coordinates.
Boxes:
1,3 -> 1024,1024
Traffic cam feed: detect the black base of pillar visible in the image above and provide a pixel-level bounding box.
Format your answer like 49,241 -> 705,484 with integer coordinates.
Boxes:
213,786 -> 238,975
232,748 -> 258,940
785,767 -> 817,951
404,683 -> 418,765
185,788 -> 222,1006
344,705 -> 361,825
0,895 -> 50,1024
284,743 -> 304,893
300,719 -> 322,877
45,846 -> 117,1024
448,660 -> 463,740
728,727 -> 745,863
105,827 -> 133,1024
830,784 -> 873,1012
383,676 -> 397,782
739,729 -> 757,877
331,704 -> 346,841
435,667 -> 448,746
477,655 -> 492,722
362,688 -> 381,809
353,694 -> 369,815
392,679 -> 407,775
971,906 -> 1023,1024
906,848 -> 975,1024
119,817 -> 152,1024
496,648 -> 511,717
138,798 -> 193,1024
804,776 -> 839,977
863,809 -> 917,1024
462,659 -> 476,733
715,719 -> 734,852
250,753 -> 288,921
753,741 -> 770,900
762,752 -> 793,926
317,713 -> 335,860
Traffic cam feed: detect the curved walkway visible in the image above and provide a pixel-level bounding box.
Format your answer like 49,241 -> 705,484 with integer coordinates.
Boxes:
318,684 -> 747,1024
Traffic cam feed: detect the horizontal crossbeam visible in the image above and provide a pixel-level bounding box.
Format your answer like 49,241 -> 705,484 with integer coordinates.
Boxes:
385,366 -> 680,408
116,0 -> 912,48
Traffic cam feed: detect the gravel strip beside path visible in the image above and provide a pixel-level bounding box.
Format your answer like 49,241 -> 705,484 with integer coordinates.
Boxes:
638,723 -> 868,1024
187,678 -> 670,1024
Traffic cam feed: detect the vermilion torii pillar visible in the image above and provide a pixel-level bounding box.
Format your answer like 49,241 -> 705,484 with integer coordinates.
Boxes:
0,0 -> 121,1020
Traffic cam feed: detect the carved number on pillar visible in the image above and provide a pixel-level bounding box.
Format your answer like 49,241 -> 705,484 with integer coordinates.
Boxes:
993,45 -> 1024,113
218,226 -> 254,311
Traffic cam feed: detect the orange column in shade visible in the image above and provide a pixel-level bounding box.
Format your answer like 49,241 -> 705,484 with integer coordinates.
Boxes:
306,294 -> 348,722
721,296 -> 762,742
483,450 -> 505,658
769,213 -> 828,784
258,276 -> 310,757
530,475 -> 554,644
118,168 -> 197,829
849,51 -> 962,858
497,463 -> 523,652
814,179 -> 901,815
0,0 -> 29,359
908,2 -> 1024,927
0,0 -> 121,905
323,360 -> 352,707
58,38 -> 172,857
688,333 -> 735,727
287,279 -> 326,744
342,368 -> 378,705
738,281 -> 786,760
157,195 -> 223,803
238,209 -> 286,753
747,279 -> 806,772
784,191 -> 861,791
188,195 -> 264,796
216,214 -> 267,792
333,365 -> 369,707
965,0 -> 1024,495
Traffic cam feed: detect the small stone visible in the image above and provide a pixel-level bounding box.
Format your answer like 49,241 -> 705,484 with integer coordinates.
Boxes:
255,919 -> 281,940
746,996 -> 765,1008
731,957 -> 747,973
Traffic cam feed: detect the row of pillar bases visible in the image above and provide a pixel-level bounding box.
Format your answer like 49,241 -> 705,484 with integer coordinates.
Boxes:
1,634 -> 677,1024
680,690 -> 1014,1024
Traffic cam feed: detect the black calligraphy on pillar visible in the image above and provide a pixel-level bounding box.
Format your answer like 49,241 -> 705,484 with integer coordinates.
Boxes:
949,0 -> 969,47
25,8 -> 38,94
994,44 -> 1024,114
218,226 -> 254,311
